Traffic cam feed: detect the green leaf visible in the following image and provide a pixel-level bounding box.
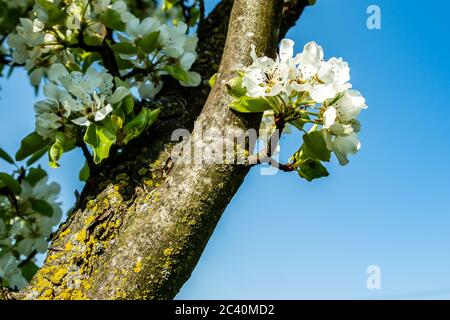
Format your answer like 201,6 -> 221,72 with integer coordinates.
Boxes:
209,73 -> 218,88
84,125 -> 116,164
122,95 -> 134,115
26,167 -> 47,186
37,0 -> 67,25
226,77 -> 247,98
302,131 -> 331,162
99,9 -> 125,31
21,260 -> 39,282
82,53 -> 102,73
0,172 -> 21,195
29,198 -> 53,217
114,77 -> 130,89
111,42 -> 137,55
229,97 -> 273,113
26,147 -> 48,167
115,55 -> 134,70
79,162 -> 90,182
297,159 -> 329,182
122,108 -> 160,145
0,147 -> 14,164
16,132 -> 48,161
111,114 -> 124,130
48,133 -> 66,168
109,86 -> 130,104
164,65 -> 189,83
137,31 -> 160,53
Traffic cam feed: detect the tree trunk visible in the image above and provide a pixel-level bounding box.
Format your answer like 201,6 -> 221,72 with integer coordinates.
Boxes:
13,0 -> 311,300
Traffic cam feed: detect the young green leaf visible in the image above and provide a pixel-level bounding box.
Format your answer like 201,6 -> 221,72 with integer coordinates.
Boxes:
138,31 -> 160,53
302,131 -> 331,162
16,132 -> 48,161
26,167 -> 47,186
229,97 -> 273,113
84,124 -> 116,164
29,198 -> 53,217
79,161 -> 90,182
122,108 -> 160,145
0,147 -> 14,164
48,133 -> 66,168
0,172 -> 22,195
209,73 -> 218,88
226,77 -> 247,98
99,9 -> 125,31
114,76 -> 131,89
297,158 -> 329,182
21,260 -> 40,282
26,147 -> 48,167
164,65 -> 189,83
109,86 -> 130,104
111,42 -> 137,55
122,95 -> 134,115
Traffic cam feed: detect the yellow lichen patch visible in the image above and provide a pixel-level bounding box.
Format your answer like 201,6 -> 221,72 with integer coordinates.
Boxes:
85,215 -> 95,226
114,218 -> 122,228
83,282 -> 92,290
133,260 -> 143,273
59,227 -> 71,239
115,289 -> 127,300
46,251 -> 64,263
65,241 -> 73,251
138,168 -> 148,176
59,288 -> 88,300
76,229 -> 87,242
40,289 -> 54,300
163,248 -> 173,256
86,199 -> 96,209
50,268 -> 68,285
144,178 -> 154,187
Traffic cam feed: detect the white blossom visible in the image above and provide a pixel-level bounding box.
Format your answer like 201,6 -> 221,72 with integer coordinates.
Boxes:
242,44 -> 290,97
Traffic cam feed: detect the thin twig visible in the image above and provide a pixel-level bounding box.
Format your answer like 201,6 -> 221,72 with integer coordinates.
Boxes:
70,27 -> 120,77
77,142 -> 96,173
199,0 -> 205,29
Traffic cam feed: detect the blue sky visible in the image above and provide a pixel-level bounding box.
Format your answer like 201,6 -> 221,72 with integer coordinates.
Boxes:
1,0 -> 450,299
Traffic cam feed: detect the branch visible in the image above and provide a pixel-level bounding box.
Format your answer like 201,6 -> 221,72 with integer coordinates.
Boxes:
199,0 -> 205,29
71,28 -> 120,77
76,142 -> 97,174
247,115 -> 295,172
0,285 -> 13,300
0,187 -> 19,214
280,0 -> 313,39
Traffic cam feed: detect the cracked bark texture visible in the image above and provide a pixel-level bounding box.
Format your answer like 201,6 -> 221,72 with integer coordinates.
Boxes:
14,0 -> 312,300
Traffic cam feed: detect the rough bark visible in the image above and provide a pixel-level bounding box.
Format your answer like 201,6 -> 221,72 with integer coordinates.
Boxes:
14,0 -> 311,300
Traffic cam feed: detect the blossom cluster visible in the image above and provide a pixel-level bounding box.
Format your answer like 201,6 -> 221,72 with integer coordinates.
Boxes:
35,63 -> 126,138
246,39 -> 366,164
230,39 -> 367,179
0,168 -> 62,289
117,15 -> 200,99
33,62 -> 138,166
5,0 -> 202,169
6,0 -> 201,96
